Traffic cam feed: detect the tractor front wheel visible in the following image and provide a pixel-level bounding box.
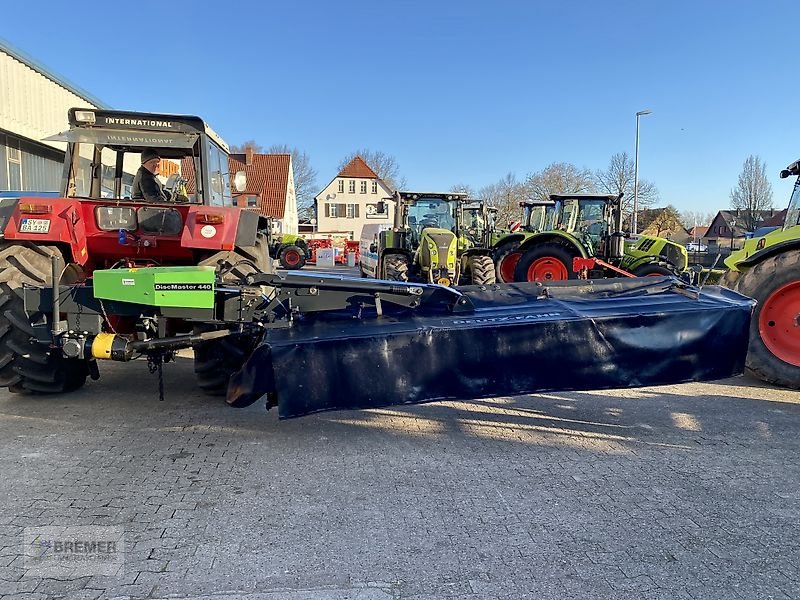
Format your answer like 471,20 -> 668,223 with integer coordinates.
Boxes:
727,249 -> 800,389
514,244 -> 576,282
382,254 -> 410,282
0,243 -> 88,393
468,255 -> 497,285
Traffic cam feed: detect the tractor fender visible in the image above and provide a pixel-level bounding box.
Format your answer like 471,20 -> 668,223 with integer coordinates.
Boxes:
2,198 -> 87,265
491,233 -> 528,251
460,247 -> 493,259
516,232 -> 588,258
728,238 -> 800,271
180,206 -> 260,251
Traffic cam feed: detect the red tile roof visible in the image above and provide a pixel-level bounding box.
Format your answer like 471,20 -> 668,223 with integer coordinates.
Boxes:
229,153 -> 291,218
179,154 -> 291,219
337,156 -> 379,179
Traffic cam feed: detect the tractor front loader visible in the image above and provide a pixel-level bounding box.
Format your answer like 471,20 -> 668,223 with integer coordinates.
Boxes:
720,159 -> 800,389
15,255 -> 754,417
511,194 -> 688,282
0,107 -> 272,395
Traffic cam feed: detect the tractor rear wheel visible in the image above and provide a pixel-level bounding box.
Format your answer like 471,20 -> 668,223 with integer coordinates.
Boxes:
468,255 -> 497,285
382,254 -> 410,282
727,250 -> 800,389
279,245 -> 306,269
0,243 -> 88,393
632,263 -> 676,277
494,241 -> 521,283
514,244 -> 576,282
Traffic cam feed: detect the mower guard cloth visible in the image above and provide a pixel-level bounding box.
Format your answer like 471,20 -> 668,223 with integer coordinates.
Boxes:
228,278 -> 754,419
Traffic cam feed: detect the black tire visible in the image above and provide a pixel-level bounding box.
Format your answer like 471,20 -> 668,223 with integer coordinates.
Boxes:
382,254 -> 410,282
468,255 -> 497,285
192,329 -> 259,396
0,243 -> 88,393
632,262 -> 676,277
494,241 -> 522,283
513,243 -> 577,282
727,250 -> 800,389
194,235 -> 271,395
279,245 -> 306,269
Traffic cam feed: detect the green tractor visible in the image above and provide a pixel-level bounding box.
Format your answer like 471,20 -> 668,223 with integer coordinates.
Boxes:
492,198 -> 560,282
269,232 -> 309,269
720,159 -> 800,389
375,191 -> 496,286
511,194 -> 688,282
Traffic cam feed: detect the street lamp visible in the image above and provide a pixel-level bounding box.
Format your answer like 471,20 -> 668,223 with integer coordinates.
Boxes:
730,218 -> 736,250
633,109 -> 652,235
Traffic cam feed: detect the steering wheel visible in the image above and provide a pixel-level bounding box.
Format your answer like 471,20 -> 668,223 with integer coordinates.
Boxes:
163,174 -> 189,203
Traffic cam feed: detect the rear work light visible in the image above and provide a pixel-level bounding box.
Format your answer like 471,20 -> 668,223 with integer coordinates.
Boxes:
196,213 -> 224,225
18,203 -> 51,215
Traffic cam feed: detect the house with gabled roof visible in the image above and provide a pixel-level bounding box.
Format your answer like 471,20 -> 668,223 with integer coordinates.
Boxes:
230,148 -> 298,235
314,156 -> 394,239
705,209 -> 780,250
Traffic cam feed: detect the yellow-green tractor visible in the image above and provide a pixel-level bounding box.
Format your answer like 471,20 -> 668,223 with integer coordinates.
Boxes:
374,191 -> 496,286
510,194 -> 688,282
721,159 -> 800,389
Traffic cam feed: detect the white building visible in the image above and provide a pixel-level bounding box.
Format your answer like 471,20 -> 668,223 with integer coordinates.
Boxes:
0,37 -> 108,192
314,156 -> 394,239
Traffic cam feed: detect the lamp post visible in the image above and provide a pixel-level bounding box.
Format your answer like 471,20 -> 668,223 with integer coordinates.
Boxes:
632,109 -> 652,235
730,218 -> 736,250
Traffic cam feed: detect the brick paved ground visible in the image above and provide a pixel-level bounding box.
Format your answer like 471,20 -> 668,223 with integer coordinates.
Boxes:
0,358 -> 798,599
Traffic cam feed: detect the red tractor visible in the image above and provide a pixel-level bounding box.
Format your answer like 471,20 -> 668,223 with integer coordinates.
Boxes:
0,108 -> 272,395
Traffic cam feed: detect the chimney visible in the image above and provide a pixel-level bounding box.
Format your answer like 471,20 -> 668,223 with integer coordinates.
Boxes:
245,146 -> 254,166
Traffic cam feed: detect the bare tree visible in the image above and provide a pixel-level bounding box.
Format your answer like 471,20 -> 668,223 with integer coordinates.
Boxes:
449,183 -> 476,197
524,162 -> 595,203
730,155 -> 774,230
338,150 -> 405,191
594,152 -> 659,229
479,173 -> 526,228
267,144 -> 318,221
230,140 -> 263,153
679,210 -> 716,230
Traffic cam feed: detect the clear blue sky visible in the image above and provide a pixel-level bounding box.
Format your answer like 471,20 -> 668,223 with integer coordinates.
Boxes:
2,0 -> 797,215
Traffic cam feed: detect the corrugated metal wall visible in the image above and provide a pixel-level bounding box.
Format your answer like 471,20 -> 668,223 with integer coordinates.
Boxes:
0,130 -> 63,192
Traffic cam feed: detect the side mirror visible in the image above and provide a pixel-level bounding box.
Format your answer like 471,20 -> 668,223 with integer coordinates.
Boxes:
233,170 -> 247,192
369,242 -> 377,253
780,169 -> 791,179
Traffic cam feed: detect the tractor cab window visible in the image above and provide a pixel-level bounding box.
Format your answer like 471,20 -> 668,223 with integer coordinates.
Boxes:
561,199 -> 579,232
784,180 -> 800,230
407,198 -> 456,237
207,142 -> 232,206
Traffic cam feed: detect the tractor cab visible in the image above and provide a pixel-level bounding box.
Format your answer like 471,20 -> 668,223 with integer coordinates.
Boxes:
45,108 -> 246,205
461,201 -> 497,249
520,199 -> 558,233
550,194 -> 615,254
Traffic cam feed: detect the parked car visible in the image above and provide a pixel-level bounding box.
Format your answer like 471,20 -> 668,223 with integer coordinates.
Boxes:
686,242 -> 708,252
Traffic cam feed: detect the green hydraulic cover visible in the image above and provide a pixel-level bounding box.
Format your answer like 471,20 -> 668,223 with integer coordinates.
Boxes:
93,266 -> 216,309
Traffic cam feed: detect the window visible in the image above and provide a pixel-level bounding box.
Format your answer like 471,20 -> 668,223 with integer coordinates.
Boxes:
246,195 -> 259,207
360,181 -> 367,194
338,179 -> 344,193
347,204 -> 355,218
7,139 -> 21,190
328,203 -> 338,218
372,181 -> 377,194
349,180 -> 355,193
207,142 -> 232,206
